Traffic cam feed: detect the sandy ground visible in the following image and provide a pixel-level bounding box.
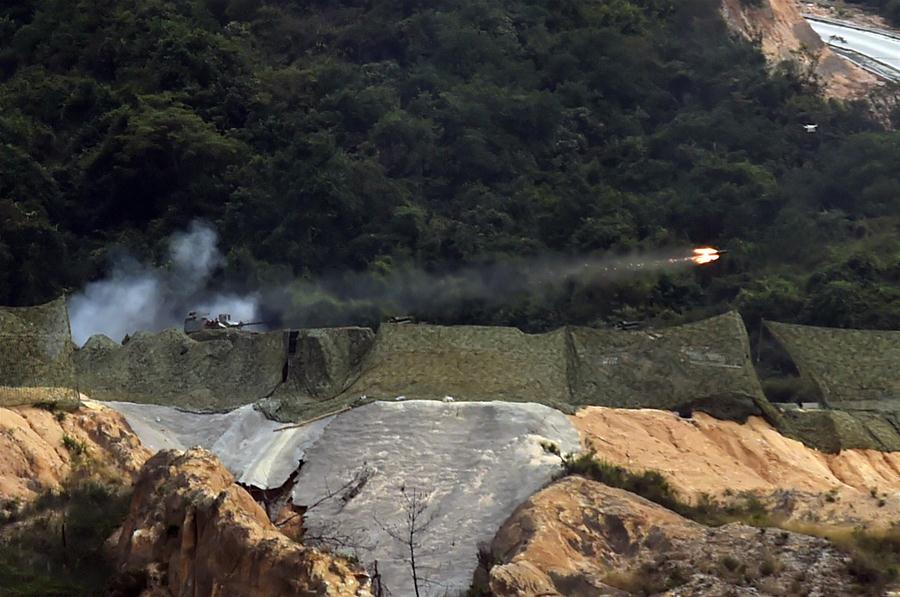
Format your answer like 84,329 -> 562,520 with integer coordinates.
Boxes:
490,477 -> 861,597
573,407 -> 900,527
0,399 -> 149,501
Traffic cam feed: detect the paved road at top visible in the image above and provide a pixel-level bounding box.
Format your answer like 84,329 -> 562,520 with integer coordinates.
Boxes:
806,18 -> 900,79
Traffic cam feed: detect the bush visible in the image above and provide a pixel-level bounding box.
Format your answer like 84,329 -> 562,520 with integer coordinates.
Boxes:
0,475 -> 132,596
720,555 -> 740,573
561,452 -> 779,526
562,452 -> 681,512
783,524 -> 900,592
61,435 -> 87,459
759,554 -> 782,576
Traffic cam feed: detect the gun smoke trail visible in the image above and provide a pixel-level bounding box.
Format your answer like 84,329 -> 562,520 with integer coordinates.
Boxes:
68,221 -> 260,345
68,219 -> 721,342
262,247 -> 722,328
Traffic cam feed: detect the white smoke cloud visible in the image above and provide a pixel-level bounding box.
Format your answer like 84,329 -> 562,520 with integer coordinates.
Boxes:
68,220 -> 259,346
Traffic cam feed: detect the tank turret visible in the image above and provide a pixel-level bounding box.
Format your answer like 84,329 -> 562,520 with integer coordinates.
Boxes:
183,312 -> 265,334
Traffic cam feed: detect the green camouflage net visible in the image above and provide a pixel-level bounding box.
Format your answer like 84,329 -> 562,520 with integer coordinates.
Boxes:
570,312 -> 766,419
0,297 -> 80,409
259,327 -> 375,421
343,323 -> 571,407
74,328 -> 286,410
341,312 -> 769,420
765,321 -> 900,452
765,321 -> 900,406
783,409 -> 900,453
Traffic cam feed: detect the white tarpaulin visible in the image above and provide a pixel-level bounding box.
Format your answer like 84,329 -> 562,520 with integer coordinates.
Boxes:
106,400 -> 332,489
107,399 -> 580,596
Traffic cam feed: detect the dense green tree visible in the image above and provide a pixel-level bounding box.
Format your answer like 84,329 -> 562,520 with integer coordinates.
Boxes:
0,0 -> 898,330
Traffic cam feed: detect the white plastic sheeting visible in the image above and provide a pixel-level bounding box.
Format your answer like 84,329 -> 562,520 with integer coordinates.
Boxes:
107,399 -> 580,596
291,401 -> 581,596
105,401 -> 332,489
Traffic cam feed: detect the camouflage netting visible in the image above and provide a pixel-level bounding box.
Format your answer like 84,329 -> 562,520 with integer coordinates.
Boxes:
257,327 -> 375,421
341,323 -> 572,407
74,328 -> 285,410
71,314 -> 773,421
0,298 -> 80,409
764,321 -> 900,406
570,312 -> 768,420
765,321 -> 900,452
75,325 -> 376,416
337,313 -> 771,421
783,409 -> 900,453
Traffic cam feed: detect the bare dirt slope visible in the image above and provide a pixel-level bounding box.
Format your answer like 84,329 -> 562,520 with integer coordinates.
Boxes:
112,448 -> 371,597
573,407 -> 900,527
489,476 -> 864,596
0,398 -> 149,502
720,0 -> 878,98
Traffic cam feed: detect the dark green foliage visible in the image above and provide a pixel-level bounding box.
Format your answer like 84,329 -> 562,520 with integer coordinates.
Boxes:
562,451 -> 682,512
838,528 -> 900,591
0,478 -> 132,596
563,452 -> 771,526
61,434 -> 87,459
0,0 -> 897,331
720,555 -> 741,572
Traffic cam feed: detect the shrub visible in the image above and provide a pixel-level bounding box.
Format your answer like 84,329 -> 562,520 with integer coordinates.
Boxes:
759,554 -> 783,576
61,435 -> 87,459
539,440 -> 561,456
0,475 -> 131,595
720,555 -> 740,573
783,523 -> 900,592
562,452 -> 681,512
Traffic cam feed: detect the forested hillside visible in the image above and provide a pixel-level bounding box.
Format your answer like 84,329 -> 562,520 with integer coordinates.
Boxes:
1,0 -> 899,330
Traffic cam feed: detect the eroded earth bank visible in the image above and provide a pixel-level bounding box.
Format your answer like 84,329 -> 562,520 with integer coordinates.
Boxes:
3,394 -> 899,596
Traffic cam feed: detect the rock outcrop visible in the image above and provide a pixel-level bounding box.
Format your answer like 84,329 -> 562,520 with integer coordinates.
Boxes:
0,399 -> 149,502
573,407 -> 900,528
489,476 -> 864,596
720,0 -> 878,99
111,448 -> 370,597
